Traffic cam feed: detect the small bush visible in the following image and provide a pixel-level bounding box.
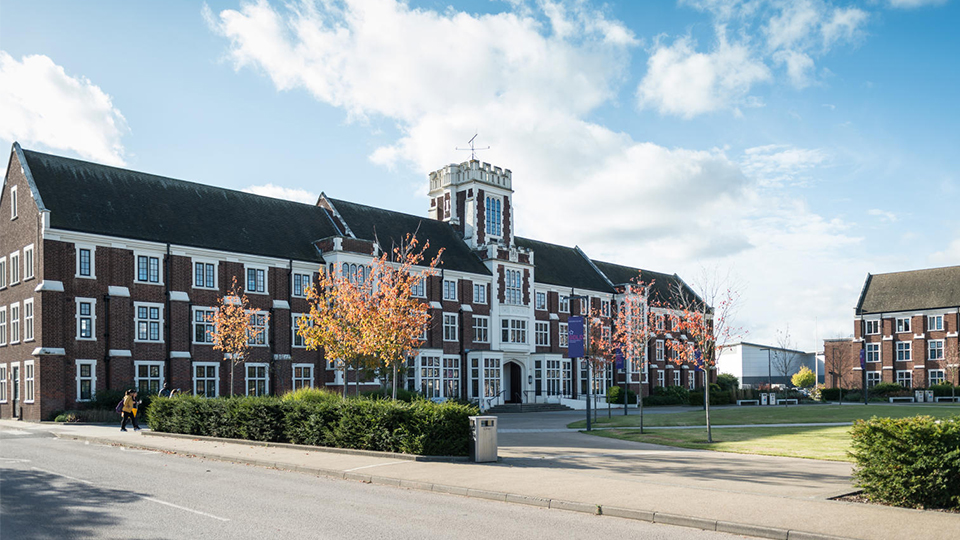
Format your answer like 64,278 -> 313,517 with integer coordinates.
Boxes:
870,382 -> 905,396
930,384 -> 957,397
606,386 -> 637,404
52,409 -> 120,423
360,387 -> 420,402
850,416 -> 960,510
282,387 -> 341,404
687,390 -> 732,407
642,386 -> 689,406
716,373 -> 740,391
820,388 -> 842,401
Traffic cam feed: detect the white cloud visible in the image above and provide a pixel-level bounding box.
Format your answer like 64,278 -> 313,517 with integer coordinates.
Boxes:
773,49 -> 815,88
929,237 -> 960,266
867,208 -> 898,223
887,0 -> 948,8
741,144 -> 829,187
243,183 -> 318,204
0,51 -> 127,165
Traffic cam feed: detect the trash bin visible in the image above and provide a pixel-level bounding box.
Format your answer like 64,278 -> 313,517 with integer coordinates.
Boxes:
768,393 -> 777,406
925,390 -> 934,403
760,393 -> 768,406
469,416 -> 498,463
915,390 -> 924,403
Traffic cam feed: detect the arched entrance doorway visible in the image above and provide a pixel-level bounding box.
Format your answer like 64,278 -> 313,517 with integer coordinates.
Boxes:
504,361 -> 523,403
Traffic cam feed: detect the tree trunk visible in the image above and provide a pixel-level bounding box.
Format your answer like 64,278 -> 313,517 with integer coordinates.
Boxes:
392,364 -> 398,400
230,361 -> 235,397
704,368 -> 712,443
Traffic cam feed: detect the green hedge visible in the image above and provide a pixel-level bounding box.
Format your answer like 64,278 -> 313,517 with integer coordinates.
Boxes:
850,416 -> 960,510
606,386 -> 637,404
687,390 -> 732,407
147,394 -> 478,456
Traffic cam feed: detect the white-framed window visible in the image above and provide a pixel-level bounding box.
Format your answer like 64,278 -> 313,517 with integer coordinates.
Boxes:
473,283 -> 487,304
194,260 -> 217,289
192,307 -> 216,344
688,371 -> 696,389
411,277 -> 426,298
642,363 -> 649,384
656,340 -> 665,362
292,272 -> 311,297
559,295 -> 570,313
601,300 -> 610,317
483,357 -> 501,398
501,318 -> 527,344
75,360 -> 96,402
928,369 -> 945,386
246,266 -> 267,293
896,370 -> 912,388
865,319 -> 880,335
602,326 -> 611,345
10,185 -> 17,219
420,355 -> 441,398
545,359 -> 561,396
246,363 -> 269,396
248,312 -> 268,346
293,364 -> 314,389
927,315 -> 944,332
10,302 -> 20,344
24,361 -> 35,403
656,313 -> 665,332
0,306 -> 6,346
340,263 -> 367,284
673,370 -> 681,387
443,279 -> 457,301
443,357 -> 460,398
535,321 -> 550,346
928,340 -> 944,360
136,254 -> 162,284
0,364 -> 6,402
292,314 -> 310,348
193,362 -> 219,397
535,291 -> 546,311
23,244 -> 34,281
134,361 -> 164,394
9,251 -> 20,285
504,269 -> 522,305
0,256 -> 6,288
23,298 -> 34,342
896,341 -> 911,361
559,322 -> 569,347
866,371 -> 880,388
579,297 -> 588,315
76,246 -> 94,278
485,196 -> 502,236
657,370 -> 665,387
443,313 -> 458,342
896,317 -> 911,333
419,322 -> 428,341
472,316 -> 489,343
866,343 -> 880,362
134,302 -> 163,343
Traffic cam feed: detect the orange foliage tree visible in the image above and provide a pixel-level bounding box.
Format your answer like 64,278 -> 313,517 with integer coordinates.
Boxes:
609,274 -> 655,431
584,305 -> 616,411
209,277 -> 269,396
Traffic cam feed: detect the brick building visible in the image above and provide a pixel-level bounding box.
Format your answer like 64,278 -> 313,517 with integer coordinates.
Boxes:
823,266 -> 960,389
0,143 -> 707,420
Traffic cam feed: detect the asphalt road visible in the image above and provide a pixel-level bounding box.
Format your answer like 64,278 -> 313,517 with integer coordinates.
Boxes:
0,427 -> 743,540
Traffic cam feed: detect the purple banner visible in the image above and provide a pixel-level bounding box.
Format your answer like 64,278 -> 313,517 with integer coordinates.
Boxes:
567,316 -> 584,358
859,348 -> 865,370
615,348 -> 625,370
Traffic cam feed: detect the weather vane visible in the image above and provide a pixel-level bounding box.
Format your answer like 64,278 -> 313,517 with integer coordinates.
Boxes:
456,133 -> 490,161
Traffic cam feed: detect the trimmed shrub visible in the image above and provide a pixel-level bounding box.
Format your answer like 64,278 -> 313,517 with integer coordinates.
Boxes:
820,388 -> 842,401
870,382 -> 905,397
606,386 -> 637,405
850,415 -> 960,510
281,387 -> 341,404
930,384 -> 957,397
360,388 -> 420,403
687,390 -> 732,407
716,373 -> 740,391
642,386 -> 690,406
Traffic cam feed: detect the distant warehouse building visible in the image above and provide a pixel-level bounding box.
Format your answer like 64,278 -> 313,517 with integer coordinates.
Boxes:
717,342 -> 821,388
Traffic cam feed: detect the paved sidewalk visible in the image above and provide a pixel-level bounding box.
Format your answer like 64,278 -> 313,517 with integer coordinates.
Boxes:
3,419 -> 957,540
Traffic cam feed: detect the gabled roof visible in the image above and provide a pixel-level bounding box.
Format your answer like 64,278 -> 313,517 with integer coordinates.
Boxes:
20,148 -> 337,262
856,265 -> 960,314
591,259 -> 705,309
514,237 -> 615,293
326,197 -> 490,275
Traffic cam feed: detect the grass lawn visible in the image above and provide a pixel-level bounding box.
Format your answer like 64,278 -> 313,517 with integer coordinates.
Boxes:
567,403 -> 960,429
590,426 -> 855,461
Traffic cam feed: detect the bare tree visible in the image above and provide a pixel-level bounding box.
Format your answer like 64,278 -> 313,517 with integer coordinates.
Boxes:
824,336 -> 851,405
944,342 -> 959,402
771,327 -> 800,406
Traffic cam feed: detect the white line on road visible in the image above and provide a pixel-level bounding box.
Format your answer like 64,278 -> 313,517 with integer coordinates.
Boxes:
32,466 -> 94,484
344,461 -> 407,472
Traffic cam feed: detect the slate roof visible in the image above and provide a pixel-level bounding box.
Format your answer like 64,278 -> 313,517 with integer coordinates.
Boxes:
857,266 -> 960,314
514,237 -> 615,293
326,198 -> 490,275
591,259 -> 703,308
20,148 -> 337,262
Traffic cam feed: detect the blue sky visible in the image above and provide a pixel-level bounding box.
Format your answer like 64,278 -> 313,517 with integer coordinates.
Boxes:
2,0 -> 958,350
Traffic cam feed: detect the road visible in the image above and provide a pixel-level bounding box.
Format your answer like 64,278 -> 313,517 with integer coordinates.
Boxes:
1,427 -> 741,540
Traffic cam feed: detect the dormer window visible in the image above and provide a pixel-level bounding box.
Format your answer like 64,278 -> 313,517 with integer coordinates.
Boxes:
485,197 -> 502,236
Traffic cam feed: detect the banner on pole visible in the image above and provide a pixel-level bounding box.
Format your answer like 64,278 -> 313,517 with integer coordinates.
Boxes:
859,349 -> 866,370
615,348 -> 625,370
567,316 -> 584,358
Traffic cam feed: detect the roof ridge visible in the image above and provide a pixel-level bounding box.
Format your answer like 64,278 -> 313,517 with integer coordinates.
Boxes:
870,264 -> 960,277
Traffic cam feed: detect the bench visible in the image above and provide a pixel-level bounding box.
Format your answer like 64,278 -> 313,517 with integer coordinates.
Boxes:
935,396 -> 960,403
776,399 -> 799,405
736,399 -> 760,406
888,396 -> 915,403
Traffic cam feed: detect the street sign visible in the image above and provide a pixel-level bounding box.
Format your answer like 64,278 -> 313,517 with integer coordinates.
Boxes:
567,316 -> 584,358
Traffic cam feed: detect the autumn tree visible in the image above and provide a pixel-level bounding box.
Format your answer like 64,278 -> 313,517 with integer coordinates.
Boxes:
210,277 -> 268,396
584,305 -> 617,417
824,336 -> 851,405
771,326 -> 800,406
943,342 -> 959,401
610,275 -> 656,432
792,366 -> 816,389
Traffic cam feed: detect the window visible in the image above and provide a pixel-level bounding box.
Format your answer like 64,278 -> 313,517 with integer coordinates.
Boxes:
473,316 -> 489,343
135,303 -> 163,342
865,319 -> 880,335
0,306 -> 6,346
601,300 -> 610,317
535,291 -> 546,311
928,315 -> 944,332
23,298 -> 33,341
246,363 -> 269,396
896,370 -> 912,388
656,314 -> 665,331
9,251 -> 20,285
928,369 -> 945,386
866,371 -> 880,388
10,302 -> 20,344
483,357 -> 501,398
535,321 -> 550,346
193,307 -> 216,344
896,317 -> 911,333
137,255 -> 161,283
688,371 -> 696,390
293,314 -> 310,348
23,244 -> 34,280
10,185 -> 17,219
559,322 -> 568,347
443,313 -> 458,342
0,365 -> 6,402
896,341 -> 911,361
74,360 -> 96,401
656,340 -> 665,362
504,269 -> 522,305
579,297 -> 588,315
411,277 -> 426,298
76,299 -> 96,340
293,364 -> 314,390
194,261 -> 217,289
545,359 -> 561,396
866,343 -> 880,362
657,370 -> 665,387
473,283 -> 487,304
24,361 -> 34,402
292,273 -> 310,297
76,247 -> 93,278
0,256 -> 5,288
340,263 -> 367,284
485,197 -> 502,236
443,279 -> 457,301
501,318 -> 527,344
420,355 -> 441,398
602,326 -> 611,345
559,295 -> 570,313
246,267 -> 266,293
194,363 -> 219,397
928,340 -> 944,360
443,357 -> 460,398
673,370 -> 681,387
248,312 -> 268,346
135,361 -> 164,394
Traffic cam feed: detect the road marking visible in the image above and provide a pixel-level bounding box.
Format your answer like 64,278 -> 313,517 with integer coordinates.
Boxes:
344,461 -> 406,472
0,429 -> 31,435
0,458 -> 31,463
32,466 -> 94,484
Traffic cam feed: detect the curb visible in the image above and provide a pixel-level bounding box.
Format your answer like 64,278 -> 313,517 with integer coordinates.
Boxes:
53,432 -> 861,540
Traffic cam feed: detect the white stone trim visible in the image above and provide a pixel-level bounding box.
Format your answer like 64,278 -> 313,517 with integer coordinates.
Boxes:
272,300 -> 290,310
34,280 -> 64,292
108,349 -> 132,357
170,351 -> 191,359
460,304 -> 473,312
169,291 -> 190,302
107,286 -> 130,297
32,347 -> 65,356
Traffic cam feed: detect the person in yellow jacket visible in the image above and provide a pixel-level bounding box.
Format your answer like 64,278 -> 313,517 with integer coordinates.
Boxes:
120,389 -> 141,432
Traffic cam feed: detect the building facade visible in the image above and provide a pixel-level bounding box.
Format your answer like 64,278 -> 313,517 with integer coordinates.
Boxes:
717,342 -> 822,389
0,143 -> 708,420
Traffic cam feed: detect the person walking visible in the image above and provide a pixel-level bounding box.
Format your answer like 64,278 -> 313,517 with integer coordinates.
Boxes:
120,389 -> 141,432
158,383 -> 171,398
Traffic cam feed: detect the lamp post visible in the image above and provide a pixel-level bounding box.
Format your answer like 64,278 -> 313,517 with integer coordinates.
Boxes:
758,347 -> 771,403
570,292 -> 592,430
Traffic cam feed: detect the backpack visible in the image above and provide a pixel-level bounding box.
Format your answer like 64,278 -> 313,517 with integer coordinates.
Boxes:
115,399 -> 124,414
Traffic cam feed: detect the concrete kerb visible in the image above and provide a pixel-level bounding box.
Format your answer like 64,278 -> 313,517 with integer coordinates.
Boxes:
51,431 -> 862,540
